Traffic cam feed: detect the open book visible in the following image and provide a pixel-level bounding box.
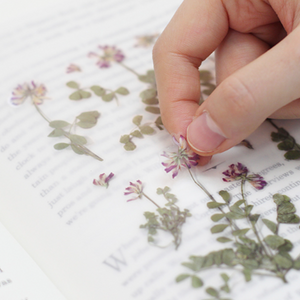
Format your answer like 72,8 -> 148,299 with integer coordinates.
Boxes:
1,0 -> 300,299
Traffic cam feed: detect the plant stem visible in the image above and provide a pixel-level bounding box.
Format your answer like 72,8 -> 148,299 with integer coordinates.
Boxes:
118,62 -> 140,77
142,192 -> 161,208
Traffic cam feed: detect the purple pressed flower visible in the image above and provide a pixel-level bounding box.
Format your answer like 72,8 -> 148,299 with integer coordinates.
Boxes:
247,174 -> 267,190
124,180 -> 143,201
222,163 -> 248,182
222,163 -> 267,190
161,135 -> 199,178
66,63 -> 81,73
88,45 -> 125,68
11,81 -> 48,105
93,172 -> 114,188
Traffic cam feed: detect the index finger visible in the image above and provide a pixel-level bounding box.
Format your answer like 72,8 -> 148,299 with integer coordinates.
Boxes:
153,0 -> 228,135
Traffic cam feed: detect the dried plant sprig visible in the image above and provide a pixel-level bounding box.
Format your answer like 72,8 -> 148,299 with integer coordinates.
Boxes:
268,119 -> 300,160
66,81 -> 91,100
120,115 -> 162,151
10,81 -> 103,162
93,173 -> 114,188
90,85 -> 129,105
176,163 -> 300,296
125,183 -> 191,250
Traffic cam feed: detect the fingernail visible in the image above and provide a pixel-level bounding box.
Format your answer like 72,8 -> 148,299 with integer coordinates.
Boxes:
187,111 -> 226,152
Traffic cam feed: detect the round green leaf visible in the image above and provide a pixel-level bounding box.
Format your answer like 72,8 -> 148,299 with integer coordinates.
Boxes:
274,254 -> 293,269
115,87 -> 129,95
191,275 -> 203,288
66,81 -> 79,89
132,115 -> 143,126
79,90 -> 91,99
140,125 -> 155,135
207,202 -> 225,209
145,106 -> 160,114
232,228 -> 250,236
142,97 -> 159,105
69,134 -> 87,145
262,219 -> 277,234
175,274 -> 190,283
102,92 -> 114,102
48,128 -> 64,137
71,144 -> 85,155
76,121 -> 96,129
131,130 -> 143,138
49,120 -> 70,129
124,142 -> 136,151
90,85 -> 106,96
211,213 -> 225,222
219,190 -> 230,202
206,287 -> 218,297
284,150 -> 300,160
278,140 -> 294,151
217,237 -> 232,243
69,91 -> 82,100
264,235 -> 285,250
140,88 -> 157,100
211,224 -> 229,234
54,143 -> 69,150
120,135 -> 130,143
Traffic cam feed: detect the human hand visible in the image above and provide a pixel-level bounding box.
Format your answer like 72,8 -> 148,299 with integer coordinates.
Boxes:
153,0 -> 300,164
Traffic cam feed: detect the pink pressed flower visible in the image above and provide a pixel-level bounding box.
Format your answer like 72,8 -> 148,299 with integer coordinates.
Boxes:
93,173 -> 114,188
66,64 -> 81,73
88,45 -> 125,68
162,135 -> 199,178
11,81 -> 47,105
222,163 -> 267,190
222,163 -> 248,182
124,180 -> 143,201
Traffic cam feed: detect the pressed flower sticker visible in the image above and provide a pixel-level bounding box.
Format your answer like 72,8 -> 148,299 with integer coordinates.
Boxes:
162,135 -> 199,178
11,81 -> 48,105
93,173 -> 114,188
222,163 -> 267,190
88,45 -> 125,68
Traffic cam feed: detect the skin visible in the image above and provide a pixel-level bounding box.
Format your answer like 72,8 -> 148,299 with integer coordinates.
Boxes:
153,0 -> 300,165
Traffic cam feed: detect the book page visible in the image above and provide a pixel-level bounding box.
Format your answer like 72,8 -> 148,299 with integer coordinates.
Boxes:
0,222 -> 66,300
1,0 -> 300,300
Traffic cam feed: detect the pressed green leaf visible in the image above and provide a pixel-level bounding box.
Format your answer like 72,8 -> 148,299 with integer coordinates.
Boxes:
142,97 -> 159,105
148,236 -> 154,242
120,135 -> 130,144
54,143 -> 69,150
262,219 -> 277,234
264,235 -> 285,250
226,211 -> 245,220
156,188 -> 163,195
278,239 -> 293,252
140,88 -> 156,100
70,144 -> 85,155
278,214 -> 300,224
232,228 -> 250,236
249,214 -> 260,223
278,202 -> 296,215
132,115 -> 143,126
211,224 -> 229,234
90,85 -> 106,96
49,120 -> 70,129
79,90 -> 91,99
145,106 -> 160,114
181,262 -> 198,272
69,135 -> 87,145
244,205 -> 254,215
274,254 -> 293,269
294,259 -> 300,270
115,87 -> 129,95
278,140 -> 294,151
66,81 -> 79,89
76,121 -> 96,129
206,287 -> 218,297
140,125 -> 155,135
219,190 -> 230,203
124,142 -> 136,151
131,130 -> 143,138
273,193 -> 286,205
69,91 -> 82,100
77,111 -> 100,122
48,128 -> 64,137
242,259 -> 259,270
217,237 -> 232,243
176,274 -> 190,282
243,268 -> 252,282
102,92 -> 114,102
191,275 -> 203,288
284,150 -> 300,160
138,70 -> 155,84
221,273 -> 230,283
222,249 -> 235,266
211,213 -> 225,222
199,69 -> 213,82
207,202 -> 226,209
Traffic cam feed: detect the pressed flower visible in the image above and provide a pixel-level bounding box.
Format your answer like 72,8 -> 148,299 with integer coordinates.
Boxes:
162,135 -> 199,178
66,64 -> 81,73
11,81 -> 47,105
222,163 -> 248,182
135,34 -> 158,47
88,45 -> 125,68
93,172 -> 114,188
222,163 -> 267,190
124,180 -> 143,201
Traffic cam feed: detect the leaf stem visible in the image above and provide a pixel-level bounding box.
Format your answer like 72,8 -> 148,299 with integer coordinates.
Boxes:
142,192 -> 161,208
118,62 -> 140,77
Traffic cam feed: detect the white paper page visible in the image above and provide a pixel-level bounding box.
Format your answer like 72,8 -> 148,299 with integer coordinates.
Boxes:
0,222 -> 66,300
1,1 -> 300,300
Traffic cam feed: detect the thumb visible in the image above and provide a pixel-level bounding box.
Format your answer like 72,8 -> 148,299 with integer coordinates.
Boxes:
187,26 -> 300,155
